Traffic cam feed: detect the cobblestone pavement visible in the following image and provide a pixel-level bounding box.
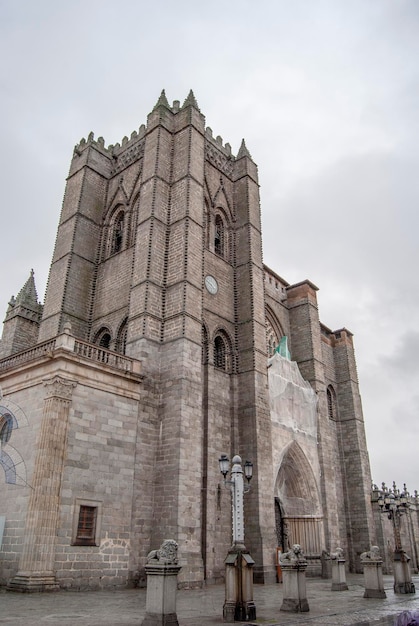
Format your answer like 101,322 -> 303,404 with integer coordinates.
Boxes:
1,574 -> 418,626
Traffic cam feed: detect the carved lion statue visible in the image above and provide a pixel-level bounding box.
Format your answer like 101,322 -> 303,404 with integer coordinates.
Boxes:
330,547 -> 344,560
147,539 -> 178,565
279,543 -> 306,564
360,545 -> 382,562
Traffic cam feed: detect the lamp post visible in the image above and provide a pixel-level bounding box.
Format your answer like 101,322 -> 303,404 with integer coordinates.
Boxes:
219,454 -> 256,622
377,482 -> 415,594
219,454 -> 253,550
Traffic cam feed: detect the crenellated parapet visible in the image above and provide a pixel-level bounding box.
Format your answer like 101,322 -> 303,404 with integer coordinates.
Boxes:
70,90 -> 255,184
73,126 -> 147,177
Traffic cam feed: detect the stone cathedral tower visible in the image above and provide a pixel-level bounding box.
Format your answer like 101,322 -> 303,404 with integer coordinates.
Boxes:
0,91 -> 375,591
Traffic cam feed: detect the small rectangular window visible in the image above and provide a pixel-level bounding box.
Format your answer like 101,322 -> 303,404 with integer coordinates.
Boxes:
76,506 -> 97,545
72,499 -> 102,546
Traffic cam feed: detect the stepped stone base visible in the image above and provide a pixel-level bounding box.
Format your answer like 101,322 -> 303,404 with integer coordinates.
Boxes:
7,573 -> 60,593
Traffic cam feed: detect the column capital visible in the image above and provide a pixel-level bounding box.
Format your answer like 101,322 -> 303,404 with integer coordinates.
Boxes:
43,375 -> 77,400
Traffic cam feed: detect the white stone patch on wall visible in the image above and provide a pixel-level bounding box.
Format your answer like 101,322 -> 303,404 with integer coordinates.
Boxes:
99,535 -> 130,560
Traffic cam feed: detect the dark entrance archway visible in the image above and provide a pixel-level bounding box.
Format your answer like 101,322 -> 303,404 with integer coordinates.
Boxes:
274,441 -> 325,574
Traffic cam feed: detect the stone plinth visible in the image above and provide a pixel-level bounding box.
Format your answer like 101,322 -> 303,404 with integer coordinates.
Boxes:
361,547 -> 386,599
393,551 -> 415,594
223,550 -> 256,622
280,562 -> 309,612
331,559 -> 348,591
141,563 -> 182,626
279,546 -> 309,613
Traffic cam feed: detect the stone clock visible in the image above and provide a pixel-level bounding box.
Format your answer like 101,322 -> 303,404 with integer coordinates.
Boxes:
204,275 -> 218,295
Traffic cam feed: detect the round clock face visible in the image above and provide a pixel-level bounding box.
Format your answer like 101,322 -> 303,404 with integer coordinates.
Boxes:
205,275 -> 218,295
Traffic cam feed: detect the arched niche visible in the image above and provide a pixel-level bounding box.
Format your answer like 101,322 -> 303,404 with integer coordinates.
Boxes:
274,441 -> 324,559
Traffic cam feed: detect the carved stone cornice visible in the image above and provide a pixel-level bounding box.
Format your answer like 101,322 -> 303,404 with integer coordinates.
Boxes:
205,142 -> 234,177
111,140 -> 145,175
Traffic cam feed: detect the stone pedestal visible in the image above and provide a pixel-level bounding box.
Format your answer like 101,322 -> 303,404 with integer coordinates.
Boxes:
223,550 -> 256,622
361,552 -> 386,599
393,551 -> 415,594
280,560 -> 309,612
142,563 -> 182,626
331,559 -> 348,591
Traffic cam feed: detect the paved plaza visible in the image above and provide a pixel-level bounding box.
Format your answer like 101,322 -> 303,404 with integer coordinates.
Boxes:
1,574 -> 419,626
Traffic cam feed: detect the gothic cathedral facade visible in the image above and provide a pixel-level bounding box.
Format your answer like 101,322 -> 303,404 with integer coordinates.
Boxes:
0,91 -> 375,591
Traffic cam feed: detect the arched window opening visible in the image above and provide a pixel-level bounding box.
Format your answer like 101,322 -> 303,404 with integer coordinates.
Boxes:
214,335 -> 226,370
327,386 -> 337,420
214,215 -> 224,257
111,211 -> 125,254
99,333 -> 111,349
94,328 -> 112,351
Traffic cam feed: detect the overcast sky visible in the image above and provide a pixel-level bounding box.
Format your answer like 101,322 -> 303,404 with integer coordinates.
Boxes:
1,0 -> 418,494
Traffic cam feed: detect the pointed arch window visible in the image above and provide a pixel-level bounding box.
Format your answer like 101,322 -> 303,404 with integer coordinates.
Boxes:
111,211 -> 125,254
94,327 -> 112,350
327,385 -> 337,421
93,328 -> 112,363
265,310 -> 284,359
266,319 -> 279,357
99,332 -> 111,349
116,318 -> 128,355
214,215 -> 225,258
213,330 -> 233,372
214,335 -> 226,369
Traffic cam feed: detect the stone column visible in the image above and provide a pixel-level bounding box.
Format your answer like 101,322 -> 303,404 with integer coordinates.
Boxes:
7,376 -> 76,592
280,545 -> 310,613
361,546 -> 386,599
330,548 -> 348,591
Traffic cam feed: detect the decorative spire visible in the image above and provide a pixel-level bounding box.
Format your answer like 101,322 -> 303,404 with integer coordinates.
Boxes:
181,90 -> 200,111
153,89 -> 170,111
15,269 -> 40,308
237,139 -> 252,160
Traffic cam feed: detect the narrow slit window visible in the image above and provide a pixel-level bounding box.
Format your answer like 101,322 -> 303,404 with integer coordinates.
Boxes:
112,212 -> 125,254
214,215 -> 224,257
327,386 -> 336,421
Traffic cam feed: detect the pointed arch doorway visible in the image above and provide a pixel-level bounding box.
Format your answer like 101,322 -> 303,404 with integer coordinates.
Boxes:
274,442 -> 325,574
